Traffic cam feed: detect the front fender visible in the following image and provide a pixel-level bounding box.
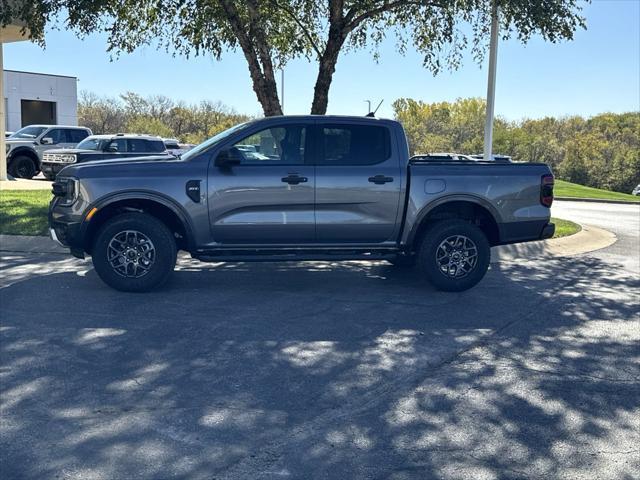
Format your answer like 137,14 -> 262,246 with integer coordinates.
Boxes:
80,190 -> 197,249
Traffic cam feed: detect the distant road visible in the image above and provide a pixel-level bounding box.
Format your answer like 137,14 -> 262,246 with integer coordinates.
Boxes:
552,200 -> 640,273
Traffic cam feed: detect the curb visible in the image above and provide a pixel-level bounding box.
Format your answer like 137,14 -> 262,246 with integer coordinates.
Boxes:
0,234 -> 67,254
491,223 -> 616,264
555,197 -> 639,205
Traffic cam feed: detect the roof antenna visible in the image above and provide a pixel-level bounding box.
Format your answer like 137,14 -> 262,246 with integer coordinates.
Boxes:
366,99 -> 383,117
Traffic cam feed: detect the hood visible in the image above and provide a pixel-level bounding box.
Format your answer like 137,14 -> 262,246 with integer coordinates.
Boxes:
78,154 -> 174,166
44,148 -> 96,155
59,154 -> 180,178
6,138 -> 36,146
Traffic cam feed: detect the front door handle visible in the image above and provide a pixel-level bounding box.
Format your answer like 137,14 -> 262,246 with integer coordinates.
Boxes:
281,174 -> 308,185
368,175 -> 394,185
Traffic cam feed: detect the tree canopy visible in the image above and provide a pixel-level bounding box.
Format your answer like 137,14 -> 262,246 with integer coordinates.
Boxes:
3,0 -> 587,116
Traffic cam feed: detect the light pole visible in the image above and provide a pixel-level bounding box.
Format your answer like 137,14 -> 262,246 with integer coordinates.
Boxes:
280,68 -> 285,114
483,1 -> 499,161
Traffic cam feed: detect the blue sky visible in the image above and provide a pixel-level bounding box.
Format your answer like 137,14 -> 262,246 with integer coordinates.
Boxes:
4,0 -> 639,120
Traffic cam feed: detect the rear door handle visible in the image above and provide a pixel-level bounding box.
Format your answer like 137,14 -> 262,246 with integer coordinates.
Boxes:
281,174 -> 308,185
368,175 -> 394,185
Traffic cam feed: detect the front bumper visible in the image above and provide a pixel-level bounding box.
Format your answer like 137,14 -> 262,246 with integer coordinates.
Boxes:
48,197 -> 87,258
41,162 -> 69,177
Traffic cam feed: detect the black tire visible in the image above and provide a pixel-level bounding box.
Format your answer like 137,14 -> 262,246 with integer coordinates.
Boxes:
388,255 -> 417,268
417,220 -> 490,292
8,155 -> 37,179
92,213 -> 177,292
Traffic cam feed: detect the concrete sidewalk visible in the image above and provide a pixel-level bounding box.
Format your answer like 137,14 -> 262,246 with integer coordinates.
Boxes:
0,223 -> 617,263
0,176 -> 52,190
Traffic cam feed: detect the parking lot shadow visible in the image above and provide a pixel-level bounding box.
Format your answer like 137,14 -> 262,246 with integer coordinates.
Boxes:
1,255 -> 638,479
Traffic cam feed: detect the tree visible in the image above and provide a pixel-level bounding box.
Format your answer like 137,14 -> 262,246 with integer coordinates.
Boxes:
3,1 -> 587,116
77,90 -> 249,142
393,97 -> 640,194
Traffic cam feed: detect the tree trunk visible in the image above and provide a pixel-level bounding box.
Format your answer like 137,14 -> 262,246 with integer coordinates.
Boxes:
310,2 -> 346,115
219,0 -> 282,117
311,40 -> 343,115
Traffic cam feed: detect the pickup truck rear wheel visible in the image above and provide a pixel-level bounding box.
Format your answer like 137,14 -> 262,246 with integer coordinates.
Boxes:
92,213 -> 177,292
418,220 -> 490,292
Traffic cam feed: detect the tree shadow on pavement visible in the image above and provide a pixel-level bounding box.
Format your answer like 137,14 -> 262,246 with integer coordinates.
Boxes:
1,255 -> 638,479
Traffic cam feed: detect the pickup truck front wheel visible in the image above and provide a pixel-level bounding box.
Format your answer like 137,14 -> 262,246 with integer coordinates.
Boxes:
92,213 -> 177,292
418,220 -> 490,292
8,155 -> 37,179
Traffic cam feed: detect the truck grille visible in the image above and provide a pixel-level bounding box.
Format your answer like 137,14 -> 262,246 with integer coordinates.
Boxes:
43,153 -> 76,164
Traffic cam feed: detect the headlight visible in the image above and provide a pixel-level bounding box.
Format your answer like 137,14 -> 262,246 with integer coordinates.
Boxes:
52,177 -> 80,206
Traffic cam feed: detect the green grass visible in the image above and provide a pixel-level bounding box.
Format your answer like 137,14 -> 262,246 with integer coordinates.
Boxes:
0,190 -> 52,236
551,217 -> 581,238
554,180 -> 640,203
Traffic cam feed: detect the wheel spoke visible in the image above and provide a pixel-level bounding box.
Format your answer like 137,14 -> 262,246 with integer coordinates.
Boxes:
107,230 -> 155,278
435,234 -> 479,280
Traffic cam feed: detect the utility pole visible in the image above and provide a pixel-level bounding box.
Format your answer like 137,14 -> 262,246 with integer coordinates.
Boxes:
483,1 -> 499,161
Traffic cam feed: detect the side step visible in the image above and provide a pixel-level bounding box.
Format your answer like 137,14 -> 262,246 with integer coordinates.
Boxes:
193,251 -> 398,263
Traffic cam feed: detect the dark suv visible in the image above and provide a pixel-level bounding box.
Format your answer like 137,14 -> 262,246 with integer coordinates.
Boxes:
40,134 -> 169,180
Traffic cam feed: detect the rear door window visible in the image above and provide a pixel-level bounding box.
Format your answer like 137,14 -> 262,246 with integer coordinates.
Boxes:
146,140 -> 166,153
127,139 -> 148,153
318,125 -> 390,165
67,129 -> 89,143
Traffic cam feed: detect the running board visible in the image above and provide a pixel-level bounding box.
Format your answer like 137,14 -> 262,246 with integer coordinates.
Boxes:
193,251 -> 397,263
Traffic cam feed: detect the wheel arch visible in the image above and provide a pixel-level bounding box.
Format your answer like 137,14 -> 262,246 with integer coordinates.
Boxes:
408,196 -> 502,249
81,192 -> 196,254
7,147 -> 40,169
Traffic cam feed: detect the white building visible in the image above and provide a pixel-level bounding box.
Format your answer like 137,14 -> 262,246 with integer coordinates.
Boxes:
3,69 -> 78,133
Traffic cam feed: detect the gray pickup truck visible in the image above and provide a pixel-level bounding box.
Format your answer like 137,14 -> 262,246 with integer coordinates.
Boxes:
48,115 -> 555,292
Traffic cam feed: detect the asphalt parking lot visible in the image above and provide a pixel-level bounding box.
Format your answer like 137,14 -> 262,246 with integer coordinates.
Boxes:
1,201 -> 639,480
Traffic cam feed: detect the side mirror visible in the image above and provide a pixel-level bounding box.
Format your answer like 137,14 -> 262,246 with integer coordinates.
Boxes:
41,137 -> 53,145
215,148 -> 242,168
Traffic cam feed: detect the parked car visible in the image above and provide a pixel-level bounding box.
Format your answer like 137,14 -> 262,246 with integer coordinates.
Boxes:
633,184 -> 640,196
48,115 -> 555,292
469,154 -> 513,163
411,152 -> 478,162
41,134 -> 169,180
163,138 -> 194,157
5,125 -> 92,179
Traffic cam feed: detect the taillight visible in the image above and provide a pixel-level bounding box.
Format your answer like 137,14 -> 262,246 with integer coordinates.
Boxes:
541,174 -> 554,207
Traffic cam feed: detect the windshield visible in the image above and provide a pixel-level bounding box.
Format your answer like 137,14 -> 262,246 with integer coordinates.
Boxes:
10,126 -> 47,139
181,122 -> 251,161
76,137 -> 108,151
